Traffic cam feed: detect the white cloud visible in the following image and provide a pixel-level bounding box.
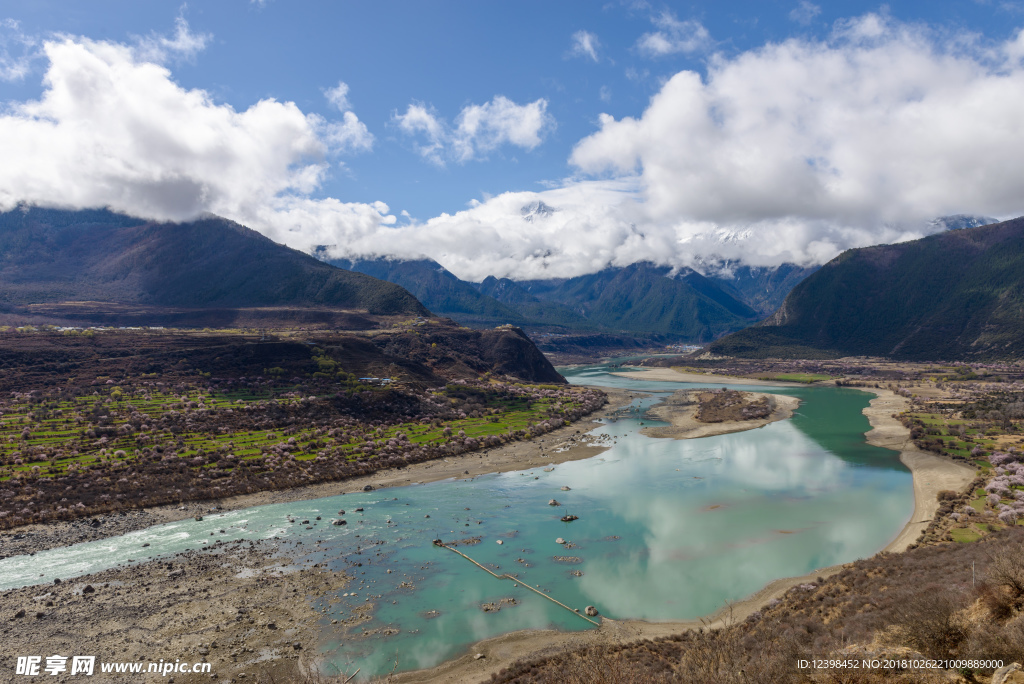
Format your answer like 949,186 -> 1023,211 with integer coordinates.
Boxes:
395,95 -> 554,165
559,13 -> 1024,270
0,32 -> 391,252
314,178 -> 651,280
0,18 -> 38,81
569,30 -> 600,61
322,110 -> 374,154
789,1 -> 821,26
324,81 -> 351,112
133,15 -> 210,64
386,12 -> 1024,280
599,85 -> 612,102
394,103 -> 447,164
320,81 -> 374,153
636,12 -> 711,56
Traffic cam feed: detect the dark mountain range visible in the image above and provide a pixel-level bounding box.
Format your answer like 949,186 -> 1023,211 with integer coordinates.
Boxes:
475,276 -> 592,328
333,257 -> 764,341
330,256 -> 523,325
0,207 -> 428,324
0,207 -> 566,383
710,263 -> 820,316
710,215 -> 1024,360
517,263 -> 760,341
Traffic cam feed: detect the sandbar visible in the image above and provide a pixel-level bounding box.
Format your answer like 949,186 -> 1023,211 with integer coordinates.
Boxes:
640,389 -> 800,440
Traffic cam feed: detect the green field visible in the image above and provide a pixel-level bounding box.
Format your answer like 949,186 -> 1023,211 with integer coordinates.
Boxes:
758,373 -> 832,383
0,384 -> 588,483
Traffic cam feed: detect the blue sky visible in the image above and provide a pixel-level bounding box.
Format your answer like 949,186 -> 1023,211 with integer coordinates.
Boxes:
3,1 -> 1024,279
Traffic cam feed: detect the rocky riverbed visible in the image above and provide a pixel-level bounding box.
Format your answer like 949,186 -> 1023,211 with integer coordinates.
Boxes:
0,537 -> 351,683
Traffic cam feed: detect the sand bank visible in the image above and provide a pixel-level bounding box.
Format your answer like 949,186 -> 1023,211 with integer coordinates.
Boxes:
861,388 -> 976,553
641,389 -> 800,440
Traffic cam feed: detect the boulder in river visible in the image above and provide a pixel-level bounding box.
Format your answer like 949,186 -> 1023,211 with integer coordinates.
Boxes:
363,485 -> 375,492
561,486 -> 571,491
556,537 -> 566,544
548,499 -> 560,506
331,519 -> 347,526
585,606 -> 599,616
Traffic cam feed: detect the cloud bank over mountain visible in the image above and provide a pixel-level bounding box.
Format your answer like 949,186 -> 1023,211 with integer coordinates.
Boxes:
4,14 -> 1024,280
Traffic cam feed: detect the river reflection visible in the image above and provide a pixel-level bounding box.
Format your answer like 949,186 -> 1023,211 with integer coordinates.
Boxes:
0,366 -> 913,680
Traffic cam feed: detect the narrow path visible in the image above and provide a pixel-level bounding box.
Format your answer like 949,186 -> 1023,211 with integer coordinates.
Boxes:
434,541 -> 599,627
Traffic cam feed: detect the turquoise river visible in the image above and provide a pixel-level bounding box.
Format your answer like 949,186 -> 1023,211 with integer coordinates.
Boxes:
0,362 -> 914,680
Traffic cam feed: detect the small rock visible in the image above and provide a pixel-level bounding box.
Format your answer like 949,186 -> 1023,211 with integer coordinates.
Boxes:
585,606 -> 599,616
52,578 -> 61,585
82,585 -> 95,594
561,486 -> 571,491
363,485 -> 374,492
556,538 -> 565,545
292,642 -> 302,650
496,540 -> 503,545
331,519 -> 347,526
266,622 -> 277,630
424,514 -> 430,518
992,662 -> 1023,684
14,609 -> 26,619
548,499 -> 560,506
355,508 -> 364,512
474,653 -> 486,660
194,515 -> 203,522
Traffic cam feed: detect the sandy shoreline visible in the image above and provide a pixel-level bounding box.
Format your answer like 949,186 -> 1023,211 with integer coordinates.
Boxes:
861,387 -> 976,553
391,375 -> 977,684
